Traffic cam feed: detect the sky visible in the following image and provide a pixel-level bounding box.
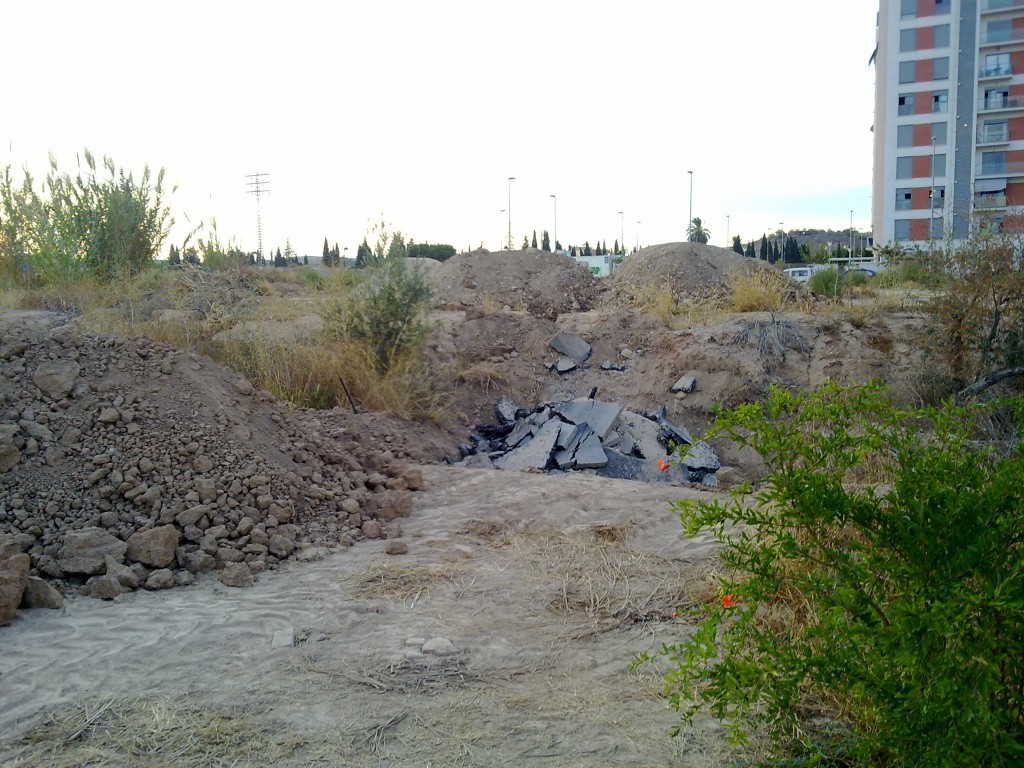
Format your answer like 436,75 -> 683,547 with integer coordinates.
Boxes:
1,1 -> 879,259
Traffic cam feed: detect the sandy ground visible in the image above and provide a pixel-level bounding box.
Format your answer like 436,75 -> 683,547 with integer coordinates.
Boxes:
0,465 -> 747,768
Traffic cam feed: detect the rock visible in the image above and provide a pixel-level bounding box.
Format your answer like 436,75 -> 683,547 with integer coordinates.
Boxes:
616,411 -> 667,460
0,544 -> 30,625
554,356 -> 577,374
176,504 -> 209,527
385,540 -> 409,555
60,528 -> 128,575
97,407 -> 120,424
362,520 -> 383,539
144,569 -> 176,590
596,450 -> 689,484
21,576 -> 63,609
219,562 -> 254,588
422,637 -> 458,656
495,419 -> 560,472
86,573 -> 124,600
495,396 -> 521,424
671,374 -> 697,394
461,453 -> 495,469
32,360 -> 80,400
181,550 -> 216,574
683,441 -> 721,472
268,534 -> 295,558
272,627 -> 295,648
104,554 -> 141,589
125,525 -> 180,568
0,425 -> 21,472
600,360 -> 627,371
402,468 -> 424,491
554,426 -> 607,469
549,332 -> 592,364
554,399 -> 623,440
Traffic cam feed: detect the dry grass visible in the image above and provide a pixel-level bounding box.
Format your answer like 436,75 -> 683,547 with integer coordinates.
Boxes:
726,268 -> 795,313
352,561 -> 467,601
4,696 -> 302,768
454,363 -> 510,393
732,316 -> 811,373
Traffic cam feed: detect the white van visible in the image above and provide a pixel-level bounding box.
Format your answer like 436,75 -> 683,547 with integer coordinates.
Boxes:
783,266 -> 814,283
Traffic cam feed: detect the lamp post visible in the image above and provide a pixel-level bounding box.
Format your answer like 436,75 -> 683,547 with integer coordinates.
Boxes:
850,209 -> 854,262
618,211 -> 624,255
550,194 -> 557,253
507,176 -> 515,250
930,137 -> 937,257
499,209 -> 506,251
687,170 -> 694,237
635,220 -> 641,252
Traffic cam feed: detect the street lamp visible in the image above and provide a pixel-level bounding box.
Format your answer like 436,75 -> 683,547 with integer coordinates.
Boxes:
618,211 -> 624,254
636,220 -> 641,252
499,209 -> 506,251
550,194 -> 557,253
687,170 -> 694,237
507,176 -> 515,250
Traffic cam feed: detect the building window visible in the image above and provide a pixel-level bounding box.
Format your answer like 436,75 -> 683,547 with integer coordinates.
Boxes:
980,119 -> 1008,143
895,188 -> 913,210
897,157 -> 914,178
897,125 -> 915,147
932,153 -> 947,177
988,20 -> 1012,45
933,57 -> 949,81
935,0 -> 950,14
932,90 -> 948,113
982,150 -> 1007,175
899,61 -> 916,84
894,219 -> 912,240
898,93 -> 915,116
931,122 -> 947,145
930,186 -> 946,209
934,24 -> 950,47
900,28 -> 916,52
984,53 -> 1011,77
901,0 -> 916,18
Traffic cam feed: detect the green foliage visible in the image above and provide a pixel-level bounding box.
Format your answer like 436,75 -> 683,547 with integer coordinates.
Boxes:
323,249 -> 433,374
808,267 -> 842,298
0,150 -> 173,285
637,383 -> 1024,766
733,235 -> 744,255
407,242 -> 456,261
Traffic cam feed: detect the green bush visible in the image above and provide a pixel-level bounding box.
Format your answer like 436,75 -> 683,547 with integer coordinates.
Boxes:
637,382 -> 1024,766
0,150 -> 172,284
808,267 -> 842,298
323,255 -> 433,374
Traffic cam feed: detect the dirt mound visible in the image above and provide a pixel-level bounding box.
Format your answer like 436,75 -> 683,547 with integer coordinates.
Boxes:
604,242 -> 774,304
432,249 -> 600,318
0,311 -> 442,613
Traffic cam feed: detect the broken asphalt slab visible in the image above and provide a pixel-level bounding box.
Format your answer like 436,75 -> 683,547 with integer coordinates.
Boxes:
548,332 -> 592,364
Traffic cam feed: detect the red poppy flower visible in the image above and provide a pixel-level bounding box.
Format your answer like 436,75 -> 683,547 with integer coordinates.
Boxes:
656,460 -> 670,472
721,594 -> 735,608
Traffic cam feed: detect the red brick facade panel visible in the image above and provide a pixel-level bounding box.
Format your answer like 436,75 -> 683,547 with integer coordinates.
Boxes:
911,188 -> 932,210
917,26 -> 935,50
914,124 -> 933,145
1012,51 -> 1024,75
1007,183 -> 1024,207
915,59 -> 932,82
1009,118 -> 1024,142
912,155 -> 932,177
910,219 -> 930,240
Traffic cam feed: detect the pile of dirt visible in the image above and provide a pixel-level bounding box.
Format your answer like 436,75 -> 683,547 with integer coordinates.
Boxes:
604,241 -> 776,304
431,249 -> 600,318
0,310 -> 447,619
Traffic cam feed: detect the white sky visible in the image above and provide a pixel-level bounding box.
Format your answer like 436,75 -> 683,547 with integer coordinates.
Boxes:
1,1 -> 878,258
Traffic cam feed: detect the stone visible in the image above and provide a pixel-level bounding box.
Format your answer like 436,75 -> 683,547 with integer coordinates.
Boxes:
362,520 -> 383,539
182,550 -> 216,574
564,429 -> 608,469
683,441 -> 721,472
104,554 -> 141,589
402,468 -> 424,491
616,411 -> 668,460
600,359 -> 627,371
0,544 -> 30,625
554,356 -> 577,374
385,540 -> 409,555
219,562 -> 254,588
97,407 -> 120,424
86,573 -> 124,600
374,491 -> 414,522
125,525 -> 180,568
494,419 -> 560,472
60,528 -> 128,575
176,504 -> 209,527
21,576 -> 63,609
268,534 -> 295,558
0,425 -> 21,472
554,399 -> 623,440
144,569 -> 176,590
549,332 -> 592,364
461,453 -> 495,469
422,637 -> 458,656
272,627 -> 295,648
671,374 -> 697,394
32,360 -> 80,400
495,395 -> 521,424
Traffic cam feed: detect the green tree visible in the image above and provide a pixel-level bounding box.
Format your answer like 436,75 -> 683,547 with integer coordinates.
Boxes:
531,230 -> 538,249
555,239 -> 562,252
732,235 -> 743,255
167,244 -> 181,265
183,247 -> 201,266
273,247 -> 285,267
687,217 -> 710,244
613,239 -> 620,255
759,234 -> 768,259
303,254 -> 308,265
783,235 -> 800,263
583,241 -> 592,256
356,238 -> 371,267
541,230 -> 551,251
745,240 -> 755,258
322,237 -> 331,266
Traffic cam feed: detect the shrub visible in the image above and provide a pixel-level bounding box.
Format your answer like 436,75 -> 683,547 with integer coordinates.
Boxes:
637,382 -> 1024,766
322,255 -> 433,374
808,267 -> 842,298
727,267 -> 792,312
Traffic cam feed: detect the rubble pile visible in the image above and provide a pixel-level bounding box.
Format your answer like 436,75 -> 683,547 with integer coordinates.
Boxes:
455,394 -> 720,485
0,312 -> 421,624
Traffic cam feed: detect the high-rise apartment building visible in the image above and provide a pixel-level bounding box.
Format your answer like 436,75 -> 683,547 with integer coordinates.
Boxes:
873,0 -> 1024,247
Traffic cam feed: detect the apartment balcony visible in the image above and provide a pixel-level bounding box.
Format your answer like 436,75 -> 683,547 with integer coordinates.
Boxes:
982,0 -> 1024,13
978,161 -> 1024,176
974,194 -> 1008,209
978,94 -> 1024,111
980,27 -> 1024,46
978,125 -> 1011,143
979,63 -> 1014,79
